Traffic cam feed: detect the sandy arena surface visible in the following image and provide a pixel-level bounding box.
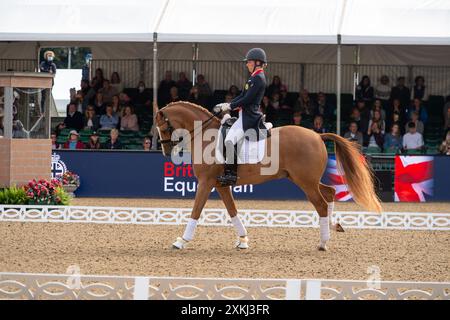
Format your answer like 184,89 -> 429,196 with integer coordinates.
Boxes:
0,198 -> 449,282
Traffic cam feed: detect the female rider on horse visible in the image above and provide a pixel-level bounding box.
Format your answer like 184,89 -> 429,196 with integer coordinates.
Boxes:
216,48 -> 267,186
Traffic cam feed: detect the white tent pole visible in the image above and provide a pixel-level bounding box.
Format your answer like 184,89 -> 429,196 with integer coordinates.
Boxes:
337,35 -> 342,136
151,32 -> 159,150
192,43 -> 198,86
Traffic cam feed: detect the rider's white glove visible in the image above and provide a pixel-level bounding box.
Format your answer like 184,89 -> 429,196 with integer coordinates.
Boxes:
216,103 -> 231,112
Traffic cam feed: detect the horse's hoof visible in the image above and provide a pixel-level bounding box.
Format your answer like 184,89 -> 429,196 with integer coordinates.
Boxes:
335,223 -> 345,232
172,237 -> 188,249
318,243 -> 328,251
235,236 -> 249,249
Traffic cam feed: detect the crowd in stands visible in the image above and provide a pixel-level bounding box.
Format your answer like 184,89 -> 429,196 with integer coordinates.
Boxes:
51,67 -> 450,155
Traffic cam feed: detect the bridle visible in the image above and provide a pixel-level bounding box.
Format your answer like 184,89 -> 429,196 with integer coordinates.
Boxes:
157,109 -> 219,151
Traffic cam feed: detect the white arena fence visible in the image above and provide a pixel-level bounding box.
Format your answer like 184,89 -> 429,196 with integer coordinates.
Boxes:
0,272 -> 448,300
0,205 -> 449,231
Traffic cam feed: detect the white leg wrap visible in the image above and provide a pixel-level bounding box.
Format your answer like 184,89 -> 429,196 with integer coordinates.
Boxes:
319,216 -> 330,243
327,202 -> 335,217
182,218 -> 198,241
231,215 -> 247,237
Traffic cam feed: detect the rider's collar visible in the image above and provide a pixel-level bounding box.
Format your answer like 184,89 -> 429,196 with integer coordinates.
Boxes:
251,68 -> 264,77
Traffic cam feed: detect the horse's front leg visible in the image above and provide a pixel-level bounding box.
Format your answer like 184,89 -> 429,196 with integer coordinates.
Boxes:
216,186 -> 249,249
172,179 -> 214,249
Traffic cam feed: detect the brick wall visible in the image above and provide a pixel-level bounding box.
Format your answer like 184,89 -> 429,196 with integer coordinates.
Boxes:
0,139 -> 51,188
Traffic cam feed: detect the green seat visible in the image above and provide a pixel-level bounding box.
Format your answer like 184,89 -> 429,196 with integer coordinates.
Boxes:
366,146 -> 381,154
405,149 -> 422,155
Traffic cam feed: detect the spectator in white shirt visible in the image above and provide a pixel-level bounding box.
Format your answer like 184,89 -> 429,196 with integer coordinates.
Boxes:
403,122 -> 424,151
375,75 -> 391,104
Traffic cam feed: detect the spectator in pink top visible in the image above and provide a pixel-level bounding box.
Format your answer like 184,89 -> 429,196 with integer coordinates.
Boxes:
120,105 -> 139,131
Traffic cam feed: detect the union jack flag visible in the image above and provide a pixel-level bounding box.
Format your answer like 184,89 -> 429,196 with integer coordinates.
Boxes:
394,156 -> 434,202
326,156 -> 353,201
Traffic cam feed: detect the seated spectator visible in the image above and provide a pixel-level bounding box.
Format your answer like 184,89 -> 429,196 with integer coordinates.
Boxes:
83,79 -> 97,109
407,98 -> 428,125
51,132 -> 61,150
111,95 -> 122,115
444,96 -> 450,133
158,71 -> 177,106
344,122 -> 363,147
63,130 -> 85,150
294,89 -> 316,119
224,93 -> 233,103
390,111 -> 404,135
78,79 -> 91,113
98,79 -> 118,104
316,92 -> 334,120
86,132 -> 101,150
119,92 -> 132,106
292,112 -> 305,127
279,87 -> 293,109
367,121 -> 384,151
383,124 -> 403,152
110,72 -> 124,93
403,122 -> 424,151
368,109 -> 385,135
92,68 -> 105,91
439,131 -> 450,155
93,92 -> 106,115
176,72 -> 192,100
99,105 -> 119,130
228,85 -> 240,99
312,115 -> 327,134
355,75 -> 374,102
196,74 -> 212,100
120,105 -> 139,131
266,75 -> 283,97
168,86 -> 181,103
133,81 -> 152,108
64,103 -> 83,131
83,106 -> 100,131
405,111 -> 424,135
370,99 -> 386,121
102,128 -> 122,150
390,76 -> 411,109
142,136 -> 152,151
355,99 -> 370,134
55,122 -> 66,136
411,76 -> 428,101
188,85 -> 208,107
262,96 -> 277,124
349,107 -> 362,129
374,75 -> 391,105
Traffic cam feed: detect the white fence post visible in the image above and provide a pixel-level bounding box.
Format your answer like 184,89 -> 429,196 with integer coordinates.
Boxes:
305,280 -> 322,300
133,277 -> 149,300
285,280 -> 302,300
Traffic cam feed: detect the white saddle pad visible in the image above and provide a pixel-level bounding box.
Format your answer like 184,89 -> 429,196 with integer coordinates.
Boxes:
215,126 -> 266,164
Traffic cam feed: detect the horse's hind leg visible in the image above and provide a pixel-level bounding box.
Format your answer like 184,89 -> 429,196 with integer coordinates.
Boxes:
216,186 -> 249,249
319,183 -> 344,232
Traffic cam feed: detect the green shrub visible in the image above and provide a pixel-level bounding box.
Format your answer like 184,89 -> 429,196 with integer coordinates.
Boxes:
54,186 -> 71,206
0,186 -> 28,205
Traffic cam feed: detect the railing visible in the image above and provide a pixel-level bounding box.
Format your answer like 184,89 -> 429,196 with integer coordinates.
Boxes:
0,59 -> 38,73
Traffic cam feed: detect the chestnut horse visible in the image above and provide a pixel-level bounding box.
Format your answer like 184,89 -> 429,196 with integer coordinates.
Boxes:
155,102 -> 382,251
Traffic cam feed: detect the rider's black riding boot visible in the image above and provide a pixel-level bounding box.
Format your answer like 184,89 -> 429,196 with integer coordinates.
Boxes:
217,142 -> 238,186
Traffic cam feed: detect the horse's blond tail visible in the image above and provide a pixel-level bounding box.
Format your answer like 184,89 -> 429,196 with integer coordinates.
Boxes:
321,133 -> 382,213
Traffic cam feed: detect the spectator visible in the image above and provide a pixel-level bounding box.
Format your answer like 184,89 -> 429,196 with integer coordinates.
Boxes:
390,111 -> 404,135
367,121 -> 384,151
279,87 -> 293,109
86,132 -> 101,150
119,92 -> 132,106
92,68 -> 105,91
390,98 -> 407,128
312,115 -> 327,133
411,76 -> 428,101
383,123 -> 403,152
63,130 -> 85,150
55,122 -> 66,137
294,89 -> 316,119
344,122 -> 363,147
176,72 -> 192,100
110,72 -> 124,93
50,132 -> 61,150
368,109 -> 385,135
355,99 -> 370,137
316,92 -> 334,120
168,86 -> 181,103
188,85 -> 208,107
444,96 -> 450,132
83,80 -> 97,109
158,71 -> 177,106
228,85 -> 240,99
111,95 -> 122,115
403,122 -> 424,152
390,76 -> 411,108
224,93 -> 233,103
292,112 -> 306,127
349,107 -> 362,130
40,51 -> 57,77
374,75 -> 391,104
102,128 -> 122,150
79,79 -> 92,113
407,98 -> 428,125
99,105 -> 119,130
405,111 -> 424,135
64,103 -> 83,131
266,76 -> 283,97
355,75 -> 374,102
120,105 -> 139,131
98,79 -> 118,104
196,74 -> 212,100
142,136 -> 152,151
93,92 -> 106,115
83,106 -> 100,131
439,131 -> 450,155
133,81 -> 152,108
262,96 -> 277,124
370,99 -> 386,121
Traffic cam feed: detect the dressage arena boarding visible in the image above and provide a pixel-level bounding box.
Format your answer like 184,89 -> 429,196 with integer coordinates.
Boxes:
0,198 -> 449,300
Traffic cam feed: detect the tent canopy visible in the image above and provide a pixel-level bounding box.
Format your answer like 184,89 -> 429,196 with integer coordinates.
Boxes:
1,0 -> 449,45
